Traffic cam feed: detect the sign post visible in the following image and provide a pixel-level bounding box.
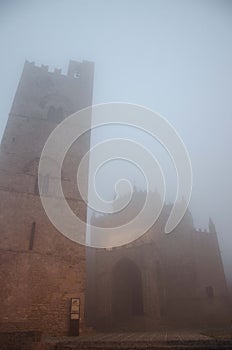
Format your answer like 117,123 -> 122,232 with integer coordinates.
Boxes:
70,298 -> 80,336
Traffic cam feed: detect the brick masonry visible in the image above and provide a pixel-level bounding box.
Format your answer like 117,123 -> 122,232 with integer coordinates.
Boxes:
0,60 -> 94,336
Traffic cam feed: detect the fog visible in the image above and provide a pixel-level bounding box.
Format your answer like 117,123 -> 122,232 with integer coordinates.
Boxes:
1,0 -> 232,285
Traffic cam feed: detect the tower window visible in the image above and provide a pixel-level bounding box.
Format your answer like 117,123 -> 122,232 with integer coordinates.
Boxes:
74,71 -> 80,78
29,222 -> 36,250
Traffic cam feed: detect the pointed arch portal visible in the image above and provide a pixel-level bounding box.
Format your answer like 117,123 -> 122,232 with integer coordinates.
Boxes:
112,258 -> 143,320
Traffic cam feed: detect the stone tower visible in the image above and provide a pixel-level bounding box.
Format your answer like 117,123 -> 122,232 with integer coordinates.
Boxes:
0,60 -> 94,335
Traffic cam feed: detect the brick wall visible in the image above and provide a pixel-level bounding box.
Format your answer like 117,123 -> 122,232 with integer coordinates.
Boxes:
0,60 -> 94,336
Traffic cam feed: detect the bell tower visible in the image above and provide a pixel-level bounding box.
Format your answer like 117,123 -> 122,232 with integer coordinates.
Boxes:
0,60 -> 94,335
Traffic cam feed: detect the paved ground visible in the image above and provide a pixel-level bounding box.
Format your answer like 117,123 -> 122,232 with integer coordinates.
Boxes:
43,330 -> 232,349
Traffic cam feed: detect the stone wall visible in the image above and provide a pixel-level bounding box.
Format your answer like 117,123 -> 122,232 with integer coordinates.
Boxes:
0,60 -> 94,335
86,206 -> 231,330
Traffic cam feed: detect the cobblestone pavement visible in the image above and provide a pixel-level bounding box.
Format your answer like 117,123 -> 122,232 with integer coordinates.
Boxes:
43,330 -> 232,349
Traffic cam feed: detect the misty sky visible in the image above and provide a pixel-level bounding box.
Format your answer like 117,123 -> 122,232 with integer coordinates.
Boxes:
1,0 -> 232,279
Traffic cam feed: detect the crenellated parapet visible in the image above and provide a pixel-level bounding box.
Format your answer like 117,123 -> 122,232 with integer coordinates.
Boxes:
7,60 -> 94,122
24,59 -> 94,79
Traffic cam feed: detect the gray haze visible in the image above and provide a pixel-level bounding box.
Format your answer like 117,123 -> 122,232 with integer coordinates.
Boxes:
1,0 -> 232,281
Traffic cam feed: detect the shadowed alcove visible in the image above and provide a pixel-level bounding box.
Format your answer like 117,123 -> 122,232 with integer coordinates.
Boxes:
112,258 -> 143,321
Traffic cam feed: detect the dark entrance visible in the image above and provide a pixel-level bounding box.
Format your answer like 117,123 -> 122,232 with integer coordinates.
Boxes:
112,258 -> 143,321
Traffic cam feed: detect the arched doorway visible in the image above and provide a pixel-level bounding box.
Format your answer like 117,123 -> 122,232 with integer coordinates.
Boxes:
112,258 -> 143,321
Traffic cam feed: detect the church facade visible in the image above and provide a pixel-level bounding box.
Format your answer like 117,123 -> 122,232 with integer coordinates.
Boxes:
0,60 -> 231,337
86,192 -> 231,331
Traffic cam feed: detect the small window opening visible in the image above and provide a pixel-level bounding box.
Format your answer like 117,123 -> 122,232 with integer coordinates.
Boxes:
74,71 -> 80,78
